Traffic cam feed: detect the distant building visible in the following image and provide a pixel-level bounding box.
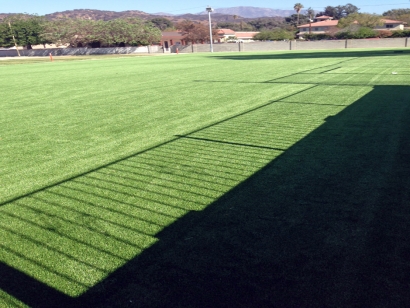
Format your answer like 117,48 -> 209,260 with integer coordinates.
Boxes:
297,16 -> 406,38
217,29 -> 237,42
235,32 -> 260,42
161,29 -> 260,48
161,31 -> 187,51
376,19 -> 405,31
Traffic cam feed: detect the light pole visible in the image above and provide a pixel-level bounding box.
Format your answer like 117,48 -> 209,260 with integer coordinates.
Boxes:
206,6 -> 214,52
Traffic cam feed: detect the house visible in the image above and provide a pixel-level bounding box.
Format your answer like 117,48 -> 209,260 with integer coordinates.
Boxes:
217,29 -> 237,42
161,31 -> 187,50
297,16 -> 406,38
297,16 -> 339,37
235,32 -> 260,42
375,19 -> 405,31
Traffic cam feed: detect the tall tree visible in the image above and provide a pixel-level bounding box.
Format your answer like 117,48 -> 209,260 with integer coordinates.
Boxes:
150,17 -> 174,31
42,17 -> 161,47
1,14 -> 49,49
307,7 -> 315,20
383,8 -> 410,18
286,14 -> 309,28
382,9 -> 410,26
176,20 -> 219,43
320,3 -> 359,19
294,3 -> 304,25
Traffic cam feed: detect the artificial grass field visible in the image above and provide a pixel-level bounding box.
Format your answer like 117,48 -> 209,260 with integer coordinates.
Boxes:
1,49 -> 410,307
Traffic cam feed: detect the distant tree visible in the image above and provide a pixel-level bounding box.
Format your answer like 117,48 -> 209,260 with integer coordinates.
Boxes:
338,13 -> 383,28
382,9 -> 410,26
247,18 -> 285,31
217,22 -> 242,31
318,3 -> 359,19
307,7 -> 315,20
0,21 -> 13,47
1,14 -> 50,49
382,8 -> 410,18
150,17 -> 174,31
42,17 -> 161,47
319,6 -> 340,18
112,18 -> 161,46
294,3 -> 304,25
286,14 -> 309,27
42,19 -> 97,47
176,20 -> 219,43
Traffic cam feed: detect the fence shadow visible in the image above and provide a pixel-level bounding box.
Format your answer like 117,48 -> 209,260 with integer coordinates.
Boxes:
213,48 -> 410,60
2,85 -> 410,307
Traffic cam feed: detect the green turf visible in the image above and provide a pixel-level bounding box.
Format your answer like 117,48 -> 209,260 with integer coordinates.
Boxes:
1,49 -> 410,306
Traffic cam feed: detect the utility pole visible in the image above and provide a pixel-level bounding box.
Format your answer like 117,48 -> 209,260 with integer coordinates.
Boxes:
8,22 -> 21,56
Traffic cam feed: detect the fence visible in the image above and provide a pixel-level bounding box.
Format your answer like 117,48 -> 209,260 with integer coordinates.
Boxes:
0,45 -> 162,57
172,37 -> 410,53
1,38 -> 409,57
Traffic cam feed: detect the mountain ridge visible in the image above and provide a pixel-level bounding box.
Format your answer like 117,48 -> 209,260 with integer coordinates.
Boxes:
0,6 -> 301,22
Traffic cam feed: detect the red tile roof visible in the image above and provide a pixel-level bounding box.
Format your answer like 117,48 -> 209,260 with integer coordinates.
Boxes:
381,19 -> 403,24
235,32 -> 259,38
316,15 -> 333,20
298,20 -> 339,28
217,29 -> 236,35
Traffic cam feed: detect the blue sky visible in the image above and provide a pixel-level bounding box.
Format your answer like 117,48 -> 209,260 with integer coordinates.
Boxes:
1,0 -> 409,15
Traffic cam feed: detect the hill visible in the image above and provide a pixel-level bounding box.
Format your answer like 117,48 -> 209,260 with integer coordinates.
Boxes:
45,9 -> 150,21
0,7 -> 296,23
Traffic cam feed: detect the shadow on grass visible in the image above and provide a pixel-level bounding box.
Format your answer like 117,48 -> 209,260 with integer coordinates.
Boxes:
212,48 -> 410,60
1,85 -> 410,307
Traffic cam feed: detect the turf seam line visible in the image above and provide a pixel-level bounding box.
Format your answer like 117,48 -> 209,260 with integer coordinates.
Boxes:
321,67 -> 341,74
175,135 -> 287,152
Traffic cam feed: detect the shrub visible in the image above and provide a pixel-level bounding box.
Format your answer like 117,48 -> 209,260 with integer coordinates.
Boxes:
335,27 -> 377,39
303,33 -> 334,40
377,30 -> 393,38
390,30 -> 410,37
335,31 -> 354,39
353,27 -> 378,39
254,29 -> 295,41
